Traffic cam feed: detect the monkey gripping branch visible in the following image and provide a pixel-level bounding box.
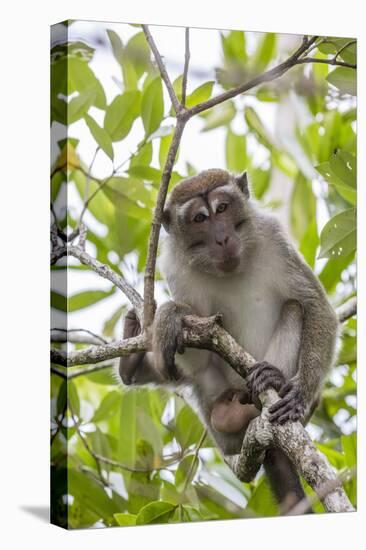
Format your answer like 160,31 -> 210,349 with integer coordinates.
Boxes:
51,28 -> 357,515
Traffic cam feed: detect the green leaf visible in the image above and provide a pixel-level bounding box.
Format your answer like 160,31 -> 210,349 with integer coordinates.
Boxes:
329,150 -> 356,188
316,162 -> 356,206
84,114 -> 114,160
123,32 -> 151,79
67,57 -> 106,109
114,513 -> 137,526
56,380 -> 67,416
51,291 -> 67,312
319,251 -> 355,293
186,81 -> 214,108
254,33 -> 276,70
129,141 -> 153,169
107,29 -> 124,65
225,129 -> 247,172
68,287 -> 115,312
326,67 -> 357,96
68,88 -> 96,124
244,106 -> 273,149
92,391 -> 122,423
104,91 -> 141,141
201,101 -> 235,131
68,381 -> 80,417
127,165 -> 162,183
141,77 -> 164,136
299,218 -> 319,268
248,167 -> 270,199
290,174 -> 316,242
341,432 -> 357,468
136,501 -> 176,525
84,366 -> 119,386
221,31 -> 247,64
318,208 -> 356,259
103,304 -> 126,338
175,405 -> 204,449
247,476 -> 278,517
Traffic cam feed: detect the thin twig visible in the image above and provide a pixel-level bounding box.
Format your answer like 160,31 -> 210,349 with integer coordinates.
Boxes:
334,39 -> 357,61
142,25 -> 182,116
143,118 -> 186,327
69,245 -> 144,322
185,36 -> 319,118
83,147 -> 99,206
337,297 -> 357,323
51,328 -> 108,345
182,429 -> 207,494
181,28 -> 190,107
296,57 -> 356,69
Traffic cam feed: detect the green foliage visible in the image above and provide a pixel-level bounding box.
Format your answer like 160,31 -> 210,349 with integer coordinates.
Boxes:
51,25 -> 357,528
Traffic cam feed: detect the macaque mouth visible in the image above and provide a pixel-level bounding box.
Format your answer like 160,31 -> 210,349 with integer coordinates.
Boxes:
189,240 -> 205,250
217,256 -> 240,272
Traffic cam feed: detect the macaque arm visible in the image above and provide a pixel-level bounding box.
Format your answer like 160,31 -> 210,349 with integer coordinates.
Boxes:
269,261 -> 338,423
264,299 -> 303,378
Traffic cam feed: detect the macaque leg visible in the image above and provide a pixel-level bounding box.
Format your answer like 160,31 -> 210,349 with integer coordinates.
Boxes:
210,389 -> 260,434
118,310 -> 163,386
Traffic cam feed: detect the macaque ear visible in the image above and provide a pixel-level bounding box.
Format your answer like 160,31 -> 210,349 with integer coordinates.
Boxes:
235,171 -> 250,199
162,208 -> 171,232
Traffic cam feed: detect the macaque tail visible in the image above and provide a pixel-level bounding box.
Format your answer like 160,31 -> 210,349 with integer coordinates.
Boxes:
263,448 -> 312,515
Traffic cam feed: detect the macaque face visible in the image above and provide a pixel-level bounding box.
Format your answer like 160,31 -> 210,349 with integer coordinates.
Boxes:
210,389 -> 260,434
173,182 -> 253,276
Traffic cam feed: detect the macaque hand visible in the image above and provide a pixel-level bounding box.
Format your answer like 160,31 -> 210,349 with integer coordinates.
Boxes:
247,361 -> 287,408
268,379 -> 306,424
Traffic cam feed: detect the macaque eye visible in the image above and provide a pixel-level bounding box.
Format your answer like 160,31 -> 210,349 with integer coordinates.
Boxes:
216,203 -> 228,213
193,213 -> 207,223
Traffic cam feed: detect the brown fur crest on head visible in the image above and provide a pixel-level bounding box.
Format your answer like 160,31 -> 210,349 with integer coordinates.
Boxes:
163,169 -> 249,231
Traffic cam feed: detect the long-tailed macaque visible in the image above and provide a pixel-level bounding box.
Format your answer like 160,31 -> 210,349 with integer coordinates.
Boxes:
119,169 -> 338,512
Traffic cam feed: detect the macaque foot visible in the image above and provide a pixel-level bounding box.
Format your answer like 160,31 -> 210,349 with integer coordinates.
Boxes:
210,388 -> 260,434
269,381 -> 306,424
152,301 -> 191,382
123,309 -> 142,338
247,361 -> 286,408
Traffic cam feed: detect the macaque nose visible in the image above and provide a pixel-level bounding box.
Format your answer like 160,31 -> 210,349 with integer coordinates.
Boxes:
216,235 -> 229,246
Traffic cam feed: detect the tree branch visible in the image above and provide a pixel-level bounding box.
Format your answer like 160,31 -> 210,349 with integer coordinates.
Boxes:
69,245 -> 144,323
185,36 -> 319,118
296,57 -> 356,69
181,28 -> 190,107
51,328 -> 108,345
336,297 -> 357,323
142,25 -> 182,116
143,118 -> 186,327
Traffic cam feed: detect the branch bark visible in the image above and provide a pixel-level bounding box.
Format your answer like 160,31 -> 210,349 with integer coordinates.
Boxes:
69,245 -> 144,323
143,118 -> 186,327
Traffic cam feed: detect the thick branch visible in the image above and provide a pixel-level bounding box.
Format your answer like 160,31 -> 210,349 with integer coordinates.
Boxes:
51,333 -> 146,367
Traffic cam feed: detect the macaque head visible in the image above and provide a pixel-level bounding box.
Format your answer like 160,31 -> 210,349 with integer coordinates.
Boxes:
162,169 -> 255,276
